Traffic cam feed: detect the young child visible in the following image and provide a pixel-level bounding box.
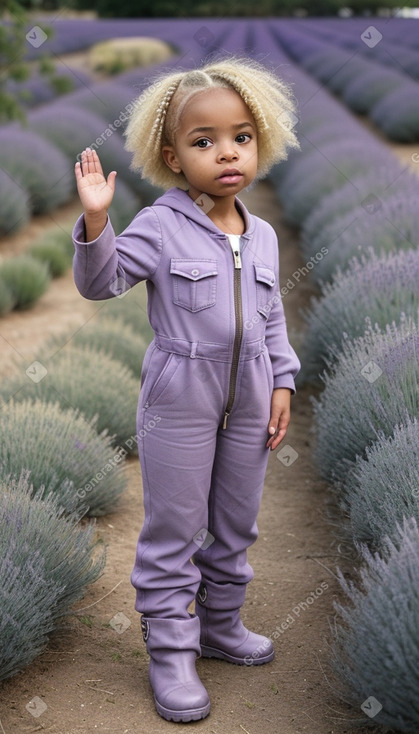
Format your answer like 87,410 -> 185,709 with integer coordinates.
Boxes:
73,56 -> 301,723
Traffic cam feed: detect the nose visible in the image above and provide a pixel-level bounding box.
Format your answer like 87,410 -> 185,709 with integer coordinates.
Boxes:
217,142 -> 239,162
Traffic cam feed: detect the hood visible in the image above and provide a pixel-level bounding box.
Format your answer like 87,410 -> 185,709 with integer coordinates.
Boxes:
152,187 -> 255,239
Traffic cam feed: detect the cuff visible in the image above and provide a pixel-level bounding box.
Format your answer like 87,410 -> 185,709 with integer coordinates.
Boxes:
273,376 -> 296,394
72,213 -> 110,245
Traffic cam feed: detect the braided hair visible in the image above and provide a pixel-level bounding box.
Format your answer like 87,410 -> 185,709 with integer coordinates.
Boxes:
124,56 -> 300,190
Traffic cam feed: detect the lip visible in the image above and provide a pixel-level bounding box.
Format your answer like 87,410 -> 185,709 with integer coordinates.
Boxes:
217,168 -> 243,183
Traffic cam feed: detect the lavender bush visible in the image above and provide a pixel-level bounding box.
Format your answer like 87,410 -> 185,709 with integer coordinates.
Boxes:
0,277 -> 16,317
274,139 -> 384,227
0,128 -> 73,214
298,250 -> 419,384
343,419 -> 419,549
1,541 -> 59,682
303,49 -> 366,94
70,83 -> 135,126
313,317 -> 419,483
108,178 -> 141,234
301,162 -> 412,256
32,226 -> 75,262
0,168 -> 30,236
6,67 -> 91,109
310,190 -> 419,284
0,472 -> 105,682
342,67 -> 402,114
371,84 -> 419,143
0,400 -> 126,515
0,256 -> 51,310
30,103 -> 144,195
28,239 -> 72,278
47,317 -> 148,379
331,517 -> 419,732
0,346 -> 138,453
97,283 -> 154,344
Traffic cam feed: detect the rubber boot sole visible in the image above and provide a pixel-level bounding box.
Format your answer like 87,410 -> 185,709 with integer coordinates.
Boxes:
201,644 -> 274,666
154,698 -> 210,722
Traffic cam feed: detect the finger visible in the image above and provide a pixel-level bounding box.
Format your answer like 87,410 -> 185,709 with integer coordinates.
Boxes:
79,149 -> 89,176
74,160 -> 83,182
91,148 -> 105,177
267,425 -> 288,451
268,412 -> 280,437
85,147 -> 97,175
266,411 -> 290,450
106,170 -> 117,192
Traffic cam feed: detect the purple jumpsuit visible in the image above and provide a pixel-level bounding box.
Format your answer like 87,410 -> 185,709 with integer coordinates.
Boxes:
73,187 -> 300,620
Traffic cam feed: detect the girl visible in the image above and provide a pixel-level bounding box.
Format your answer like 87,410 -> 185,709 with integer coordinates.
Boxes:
73,56 -> 301,724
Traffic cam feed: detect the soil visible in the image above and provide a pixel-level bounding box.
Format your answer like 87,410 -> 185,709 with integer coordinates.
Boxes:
0,179 -> 377,734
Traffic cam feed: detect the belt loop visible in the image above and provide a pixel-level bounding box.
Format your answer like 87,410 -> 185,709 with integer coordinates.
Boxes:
190,341 -> 198,359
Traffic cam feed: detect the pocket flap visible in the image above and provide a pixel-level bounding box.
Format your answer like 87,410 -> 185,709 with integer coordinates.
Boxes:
254,264 -> 276,287
170,259 -> 218,281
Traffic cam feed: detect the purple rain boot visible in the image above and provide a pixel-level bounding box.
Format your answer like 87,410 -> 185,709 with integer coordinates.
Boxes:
195,580 -> 274,666
141,614 -> 210,722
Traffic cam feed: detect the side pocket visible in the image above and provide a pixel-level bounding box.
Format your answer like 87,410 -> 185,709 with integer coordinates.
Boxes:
145,351 -> 182,408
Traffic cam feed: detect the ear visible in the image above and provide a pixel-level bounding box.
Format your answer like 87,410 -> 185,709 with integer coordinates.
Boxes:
161,145 -> 182,174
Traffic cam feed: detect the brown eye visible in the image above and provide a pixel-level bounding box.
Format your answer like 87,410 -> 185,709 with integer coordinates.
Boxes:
194,138 -> 212,148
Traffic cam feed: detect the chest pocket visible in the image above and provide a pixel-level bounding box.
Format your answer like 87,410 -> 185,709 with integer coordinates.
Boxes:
170,259 -> 218,312
254,263 -> 276,319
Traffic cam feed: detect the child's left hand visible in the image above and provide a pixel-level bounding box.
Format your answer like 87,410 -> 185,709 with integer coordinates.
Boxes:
266,388 -> 292,451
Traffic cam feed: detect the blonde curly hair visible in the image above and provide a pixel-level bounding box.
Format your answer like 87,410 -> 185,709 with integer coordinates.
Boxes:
124,56 -> 300,190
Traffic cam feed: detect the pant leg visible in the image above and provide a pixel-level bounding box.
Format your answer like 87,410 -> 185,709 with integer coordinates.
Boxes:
193,348 -> 272,587
131,351 -> 228,618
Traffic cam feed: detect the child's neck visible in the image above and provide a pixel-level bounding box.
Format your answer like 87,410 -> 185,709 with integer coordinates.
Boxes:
188,190 -> 246,235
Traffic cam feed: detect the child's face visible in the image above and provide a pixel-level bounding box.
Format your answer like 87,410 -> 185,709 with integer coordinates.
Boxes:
162,87 -> 258,200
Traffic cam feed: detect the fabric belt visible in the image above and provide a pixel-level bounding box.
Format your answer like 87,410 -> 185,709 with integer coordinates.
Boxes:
154,334 -> 265,362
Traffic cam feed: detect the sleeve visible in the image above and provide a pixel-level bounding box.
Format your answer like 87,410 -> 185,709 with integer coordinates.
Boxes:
72,206 -> 162,300
264,230 -> 301,393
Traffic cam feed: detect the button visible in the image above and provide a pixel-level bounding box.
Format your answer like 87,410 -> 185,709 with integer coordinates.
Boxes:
191,268 -> 199,276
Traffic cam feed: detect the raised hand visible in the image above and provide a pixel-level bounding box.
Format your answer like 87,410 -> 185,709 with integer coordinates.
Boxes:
75,148 -> 117,215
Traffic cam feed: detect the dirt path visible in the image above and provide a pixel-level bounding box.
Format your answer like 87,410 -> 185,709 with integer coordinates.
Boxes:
0,180 -> 373,734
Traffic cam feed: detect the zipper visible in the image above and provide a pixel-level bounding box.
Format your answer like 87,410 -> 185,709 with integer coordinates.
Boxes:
222,246 -> 243,429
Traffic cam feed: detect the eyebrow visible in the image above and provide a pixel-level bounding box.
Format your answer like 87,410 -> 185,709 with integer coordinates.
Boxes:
187,122 -> 254,136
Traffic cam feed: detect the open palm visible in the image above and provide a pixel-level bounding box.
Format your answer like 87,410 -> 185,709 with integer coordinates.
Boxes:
75,148 -> 117,214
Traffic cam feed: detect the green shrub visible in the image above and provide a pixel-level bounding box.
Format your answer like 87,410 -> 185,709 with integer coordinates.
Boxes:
0,400 -> 126,515
0,346 -> 139,453
28,239 -> 72,278
0,255 -> 50,309
32,225 -> 76,261
47,317 -> 148,378
332,517 -> 419,732
88,37 -> 172,74
0,472 -> 105,682
97,283 -> 153,345
0,168 -> 30,236
0,275 -> 16,316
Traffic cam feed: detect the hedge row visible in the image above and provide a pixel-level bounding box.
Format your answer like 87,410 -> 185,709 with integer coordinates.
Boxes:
267,38 -> 419,732
271,21 -> 419,142
0,242 -> 154,682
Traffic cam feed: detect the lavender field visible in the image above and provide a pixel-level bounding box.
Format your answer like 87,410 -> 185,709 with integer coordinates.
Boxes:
1,12 -> 419,734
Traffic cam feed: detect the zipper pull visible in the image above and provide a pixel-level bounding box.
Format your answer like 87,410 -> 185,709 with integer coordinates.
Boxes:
222,411 -> 230,429
233,249 -> 242,269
